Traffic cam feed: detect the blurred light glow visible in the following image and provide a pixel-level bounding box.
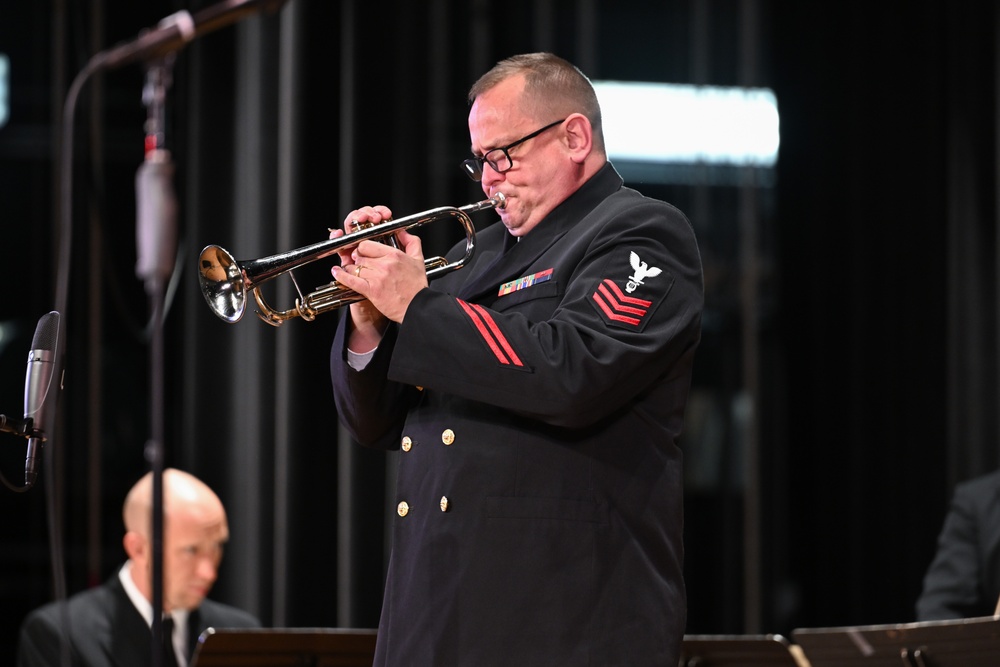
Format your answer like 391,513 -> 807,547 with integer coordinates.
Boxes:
0,322 -> 13,356
593,81 -> 780,167
0,54 -> 8,128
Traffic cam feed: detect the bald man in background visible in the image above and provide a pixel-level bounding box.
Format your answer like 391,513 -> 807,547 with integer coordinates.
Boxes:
17,468 -> 259,667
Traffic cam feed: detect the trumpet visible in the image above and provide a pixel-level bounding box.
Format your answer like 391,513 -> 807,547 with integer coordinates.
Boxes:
198,192 -> 506,326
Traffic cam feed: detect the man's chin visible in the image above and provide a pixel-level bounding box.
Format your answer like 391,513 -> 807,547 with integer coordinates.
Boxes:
176,594 -> 208,611
499,212 -> 525,237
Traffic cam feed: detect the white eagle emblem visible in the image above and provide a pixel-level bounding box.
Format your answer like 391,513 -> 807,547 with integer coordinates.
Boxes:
626,251 -> 662,293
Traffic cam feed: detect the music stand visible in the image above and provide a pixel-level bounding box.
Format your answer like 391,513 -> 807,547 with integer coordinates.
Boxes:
680,634 -> 805,666
792,615 -> 1000,667
191,627 -> 377,667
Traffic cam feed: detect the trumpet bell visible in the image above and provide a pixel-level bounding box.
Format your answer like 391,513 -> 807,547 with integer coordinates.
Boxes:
199,245 -> 246,323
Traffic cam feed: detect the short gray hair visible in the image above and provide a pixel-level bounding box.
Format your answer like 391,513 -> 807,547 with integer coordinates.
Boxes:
469,53 -> 604,152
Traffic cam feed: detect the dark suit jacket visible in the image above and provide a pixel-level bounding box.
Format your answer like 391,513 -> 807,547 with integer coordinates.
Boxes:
331,163 -> 703,666
17,570 -> 260,667
916,469 -> 1000,620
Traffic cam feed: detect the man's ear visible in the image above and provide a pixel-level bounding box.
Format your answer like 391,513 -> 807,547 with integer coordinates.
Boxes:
562,113 -> 593,162
123,531 -> 146,562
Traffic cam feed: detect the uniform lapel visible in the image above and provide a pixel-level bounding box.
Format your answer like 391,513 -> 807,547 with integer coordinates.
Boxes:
457,231 -> 524,302
107,576 -> 156,667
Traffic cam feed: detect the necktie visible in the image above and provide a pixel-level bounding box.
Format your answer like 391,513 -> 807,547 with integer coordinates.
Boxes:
162,615 -> 179,667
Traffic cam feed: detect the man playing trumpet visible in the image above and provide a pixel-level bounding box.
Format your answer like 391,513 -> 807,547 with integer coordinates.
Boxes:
330,52 -> 703,667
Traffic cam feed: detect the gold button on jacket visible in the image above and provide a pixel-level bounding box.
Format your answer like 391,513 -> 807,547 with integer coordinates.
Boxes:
441,429 -> 455,445
397,501 -> 410,517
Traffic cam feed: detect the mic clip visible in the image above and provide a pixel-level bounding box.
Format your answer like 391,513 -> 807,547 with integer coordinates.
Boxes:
0,414 -> 36,438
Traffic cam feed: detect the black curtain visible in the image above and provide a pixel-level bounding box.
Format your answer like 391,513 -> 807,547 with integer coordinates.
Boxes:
771,0 -> 999,632
3,0 -> 1000,659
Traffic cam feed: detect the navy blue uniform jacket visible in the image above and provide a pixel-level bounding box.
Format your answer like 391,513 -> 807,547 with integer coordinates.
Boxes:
331,163 -> 704,666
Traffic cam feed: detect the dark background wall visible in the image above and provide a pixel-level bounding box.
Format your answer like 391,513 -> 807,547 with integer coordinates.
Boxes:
2,0 -> 998,661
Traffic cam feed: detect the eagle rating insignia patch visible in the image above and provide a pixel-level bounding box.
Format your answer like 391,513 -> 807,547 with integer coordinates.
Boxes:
625,251 -> 662,293
591,249 -> 671,331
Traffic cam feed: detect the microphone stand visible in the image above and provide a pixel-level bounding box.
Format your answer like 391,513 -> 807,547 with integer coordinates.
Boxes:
135,55 -> 179,667
53,47 -> 179,667
46,5 -> 286,667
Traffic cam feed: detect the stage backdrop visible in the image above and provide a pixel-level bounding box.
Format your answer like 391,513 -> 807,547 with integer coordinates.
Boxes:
1,0 -> 999,661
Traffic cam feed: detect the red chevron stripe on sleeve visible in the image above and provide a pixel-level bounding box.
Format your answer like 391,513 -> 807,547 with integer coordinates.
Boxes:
457,299 -> 524,367
601,279 -> 653,308
592,279 -> 650,326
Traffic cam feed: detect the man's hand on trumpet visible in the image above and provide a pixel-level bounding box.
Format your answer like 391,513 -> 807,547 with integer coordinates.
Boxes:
330,205 -> 429,349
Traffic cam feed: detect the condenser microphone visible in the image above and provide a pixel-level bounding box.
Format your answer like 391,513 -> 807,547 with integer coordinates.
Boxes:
24,311 -> 60,487
96,0 -> 289,70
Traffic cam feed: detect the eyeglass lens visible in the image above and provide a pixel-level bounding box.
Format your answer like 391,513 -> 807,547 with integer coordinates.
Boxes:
460,119 -> 565,182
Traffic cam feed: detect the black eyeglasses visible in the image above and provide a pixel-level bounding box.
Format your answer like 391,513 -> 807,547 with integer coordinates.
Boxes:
461,119 -> 566,181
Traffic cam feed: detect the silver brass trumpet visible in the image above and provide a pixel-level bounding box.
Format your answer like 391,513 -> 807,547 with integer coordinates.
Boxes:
198,192 -> 506,326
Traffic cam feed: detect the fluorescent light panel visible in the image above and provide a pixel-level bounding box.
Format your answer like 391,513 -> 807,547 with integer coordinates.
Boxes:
593,81 -> 780,167
0,54 -> 8,128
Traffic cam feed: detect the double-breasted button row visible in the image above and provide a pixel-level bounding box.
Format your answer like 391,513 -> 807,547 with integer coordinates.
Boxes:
396,498 -> 451,516
400,429 -> 457,451
397,429 -> 457,518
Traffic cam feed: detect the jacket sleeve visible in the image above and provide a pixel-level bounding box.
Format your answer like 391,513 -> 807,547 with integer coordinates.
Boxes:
915,482 -> 988,620
17,609 -> 70,667
330,315 -> 421,448
388,197 -> 703,429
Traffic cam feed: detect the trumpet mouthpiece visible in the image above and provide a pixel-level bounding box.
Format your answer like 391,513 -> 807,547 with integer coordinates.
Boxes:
494,192 -> 507,209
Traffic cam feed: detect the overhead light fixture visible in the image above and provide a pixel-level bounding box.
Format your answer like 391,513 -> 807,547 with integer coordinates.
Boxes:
593,80 -> 780,178
0,54 -> 9,128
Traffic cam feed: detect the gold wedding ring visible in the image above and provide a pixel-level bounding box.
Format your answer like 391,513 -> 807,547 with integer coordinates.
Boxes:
355,265 -> 364,277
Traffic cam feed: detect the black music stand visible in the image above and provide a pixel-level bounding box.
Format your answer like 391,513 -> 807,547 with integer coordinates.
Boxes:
680,634 -> 804,666
792,615 -> 1000,667
191,628 -> 377,667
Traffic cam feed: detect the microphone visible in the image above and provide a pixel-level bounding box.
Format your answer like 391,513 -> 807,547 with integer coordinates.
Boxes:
95,0 -> 289,70
24,312 -> 61,487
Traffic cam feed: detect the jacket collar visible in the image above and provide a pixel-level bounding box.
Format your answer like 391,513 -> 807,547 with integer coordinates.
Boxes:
458,162 -> 622,302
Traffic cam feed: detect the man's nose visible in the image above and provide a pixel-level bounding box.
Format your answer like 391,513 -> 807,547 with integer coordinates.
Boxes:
197,557 -> 219,582
481,162 -> 504,187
